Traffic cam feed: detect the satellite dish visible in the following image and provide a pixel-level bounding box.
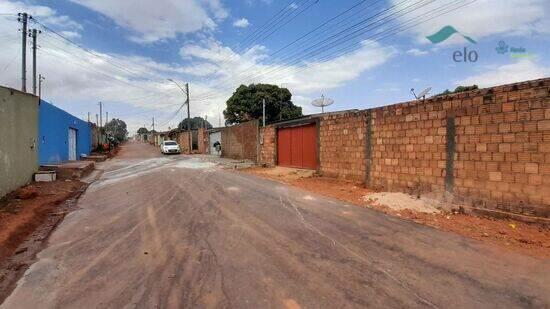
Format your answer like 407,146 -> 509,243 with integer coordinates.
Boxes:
311,95 -> 334,113
410,87 -> 432,100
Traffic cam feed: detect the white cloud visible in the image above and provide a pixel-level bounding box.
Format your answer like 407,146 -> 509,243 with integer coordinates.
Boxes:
69,0 -> 229,43
391,0 -> 550,44
0,1 -> 82,31
178,39 -> 396,115
0,1 -> 395,133
406,48 -> 428,56
233,18 -> 250,28
457,59 -> 549,87
60,30 -> 81,39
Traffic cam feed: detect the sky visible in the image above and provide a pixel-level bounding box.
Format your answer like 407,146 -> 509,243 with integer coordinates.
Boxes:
0,0 -> 548,133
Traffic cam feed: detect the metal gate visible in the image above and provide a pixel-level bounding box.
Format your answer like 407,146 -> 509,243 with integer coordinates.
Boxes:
68,128 -> 77,161
277,123 -> 317,170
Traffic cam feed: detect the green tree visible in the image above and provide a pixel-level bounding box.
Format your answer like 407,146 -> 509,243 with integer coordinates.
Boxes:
105,118 -> 128,142
435,85 -> 478,97
177,116 -> 213,130
137,127 -> 149,134
224,84 -> 302,125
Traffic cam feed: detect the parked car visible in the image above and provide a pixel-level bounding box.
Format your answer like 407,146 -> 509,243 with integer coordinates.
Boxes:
160,140 -> 181,154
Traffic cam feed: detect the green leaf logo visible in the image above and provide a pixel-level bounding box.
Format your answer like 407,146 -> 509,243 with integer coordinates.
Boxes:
426,25 -> 476,44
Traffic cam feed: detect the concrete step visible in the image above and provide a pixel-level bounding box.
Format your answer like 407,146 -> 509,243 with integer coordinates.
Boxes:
40,161 -> 95,180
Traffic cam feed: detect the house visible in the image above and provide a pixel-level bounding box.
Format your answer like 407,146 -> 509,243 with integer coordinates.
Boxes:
38,100 -> 92,164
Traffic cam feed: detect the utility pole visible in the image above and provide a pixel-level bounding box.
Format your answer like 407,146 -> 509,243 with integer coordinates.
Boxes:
262,98 -> 266,127
38,74 -> 45,97
30,28 -> 40,95
152,117 -> 155,132
167,79 -> 192,154
87,112 -> 90,122
185,83 -> 191,154
18,13 -> 29,92
106,111 -> 109,125
95,114 -> 99,126
99,102 -> 103,128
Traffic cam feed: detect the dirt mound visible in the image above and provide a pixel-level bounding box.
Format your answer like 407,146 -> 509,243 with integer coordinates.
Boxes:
363,192 -> 441,213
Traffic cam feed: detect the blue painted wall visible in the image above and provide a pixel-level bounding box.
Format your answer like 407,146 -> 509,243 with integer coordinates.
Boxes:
38,100 -> 92,164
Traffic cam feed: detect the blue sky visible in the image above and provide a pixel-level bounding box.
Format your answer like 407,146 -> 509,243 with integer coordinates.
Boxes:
0,0 -> 548,132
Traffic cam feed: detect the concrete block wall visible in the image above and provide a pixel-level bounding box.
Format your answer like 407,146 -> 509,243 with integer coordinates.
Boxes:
0,86 -> 39,198
319,112 -> 367,181
221,120 -> 259,161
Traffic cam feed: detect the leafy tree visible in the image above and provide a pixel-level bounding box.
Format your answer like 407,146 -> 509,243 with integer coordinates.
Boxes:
177,116 -> 213,130
137,127 -> 149,134
105,118 -> 128,142
435,85 -> 478,97
224,84 -> 302,125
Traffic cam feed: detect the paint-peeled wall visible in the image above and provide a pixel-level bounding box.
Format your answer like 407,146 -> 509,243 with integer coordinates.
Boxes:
39,100 -> 92,164
0,86 -> 39,198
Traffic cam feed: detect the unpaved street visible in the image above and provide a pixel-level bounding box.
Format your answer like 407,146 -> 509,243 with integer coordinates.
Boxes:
2,142 -> 549,308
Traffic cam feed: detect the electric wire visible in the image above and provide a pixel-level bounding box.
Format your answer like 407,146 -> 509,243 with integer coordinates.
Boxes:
192,0 -> 427,100
192,0 -> 475,102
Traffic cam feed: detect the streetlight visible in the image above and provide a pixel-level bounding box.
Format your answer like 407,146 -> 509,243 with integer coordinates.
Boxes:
167,79 -> 191,154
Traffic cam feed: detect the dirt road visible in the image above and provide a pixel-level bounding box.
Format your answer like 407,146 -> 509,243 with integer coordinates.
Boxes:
2,141 -> 548,308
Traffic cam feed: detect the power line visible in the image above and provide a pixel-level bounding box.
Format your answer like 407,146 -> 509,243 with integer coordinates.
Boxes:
192,0 -> 475,102
194,0 -> 319,85
37,34 -> 177,97
0,51 -> 19,74
193,0 -> 423,99
31,18 -> 170,86
195,0 -> 465,102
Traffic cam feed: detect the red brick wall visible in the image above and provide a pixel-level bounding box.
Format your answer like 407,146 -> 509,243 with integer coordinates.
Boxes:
197,128 -> 208,154
258,78 -> 549,217
221,120 -> 259,161
177,131 -> 191,153
259,126 -> 276,166
452,80 -> 550,217
370,99 -> 447,192
319,112 -> 366,181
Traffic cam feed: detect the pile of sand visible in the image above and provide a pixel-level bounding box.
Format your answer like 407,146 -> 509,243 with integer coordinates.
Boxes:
363,192 -> 442,213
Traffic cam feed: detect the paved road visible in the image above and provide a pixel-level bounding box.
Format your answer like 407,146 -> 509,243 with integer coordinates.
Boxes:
2,142 -> 549,308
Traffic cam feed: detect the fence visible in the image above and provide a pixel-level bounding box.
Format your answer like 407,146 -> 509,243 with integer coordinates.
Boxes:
259,78 -> 550,218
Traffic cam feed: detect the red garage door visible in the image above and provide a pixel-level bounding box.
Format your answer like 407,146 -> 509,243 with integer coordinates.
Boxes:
277,123 -> 317,170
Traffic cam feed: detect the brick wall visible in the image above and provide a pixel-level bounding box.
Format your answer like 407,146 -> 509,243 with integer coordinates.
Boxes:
259,125 -> 276,166
452,80 -> 550,217
177,131 -> 191,153
369,99 -> 447,193
319,111 -> 367,181
197,127 -> 208,154
221,120 -> 259,161
258,78 -> 549,218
